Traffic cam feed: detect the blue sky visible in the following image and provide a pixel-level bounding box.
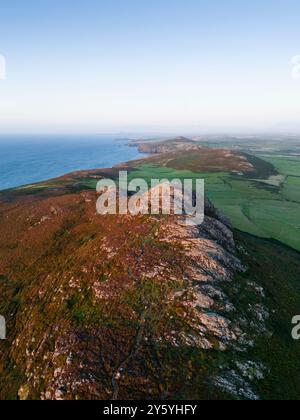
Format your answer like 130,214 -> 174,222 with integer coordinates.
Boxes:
0,0 -> 300,134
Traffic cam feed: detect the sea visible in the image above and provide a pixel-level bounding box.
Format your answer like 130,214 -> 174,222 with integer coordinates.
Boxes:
0,135 -> 145,191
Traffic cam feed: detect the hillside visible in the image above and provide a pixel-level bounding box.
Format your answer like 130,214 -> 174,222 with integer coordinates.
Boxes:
0,138 -> 299,400
127,137 -> 256,174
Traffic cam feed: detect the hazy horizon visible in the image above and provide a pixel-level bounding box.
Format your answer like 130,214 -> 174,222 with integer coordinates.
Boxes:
1,130 -> 300,139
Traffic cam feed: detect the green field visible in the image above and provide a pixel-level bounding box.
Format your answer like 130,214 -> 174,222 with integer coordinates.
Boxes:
261,155 -> 300,178
129,156 -> 300,252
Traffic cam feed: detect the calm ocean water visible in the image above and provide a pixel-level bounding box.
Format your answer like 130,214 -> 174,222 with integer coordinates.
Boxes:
0,135 -> 144,191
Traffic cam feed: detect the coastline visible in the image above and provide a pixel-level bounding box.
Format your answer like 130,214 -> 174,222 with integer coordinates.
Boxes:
0,137 -> 147,192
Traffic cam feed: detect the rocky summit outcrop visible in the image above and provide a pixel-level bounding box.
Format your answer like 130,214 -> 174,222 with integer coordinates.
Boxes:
0,179 -> 270,400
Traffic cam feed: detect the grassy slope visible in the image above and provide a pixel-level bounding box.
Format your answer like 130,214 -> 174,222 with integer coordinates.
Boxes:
233,231 -> 300,400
